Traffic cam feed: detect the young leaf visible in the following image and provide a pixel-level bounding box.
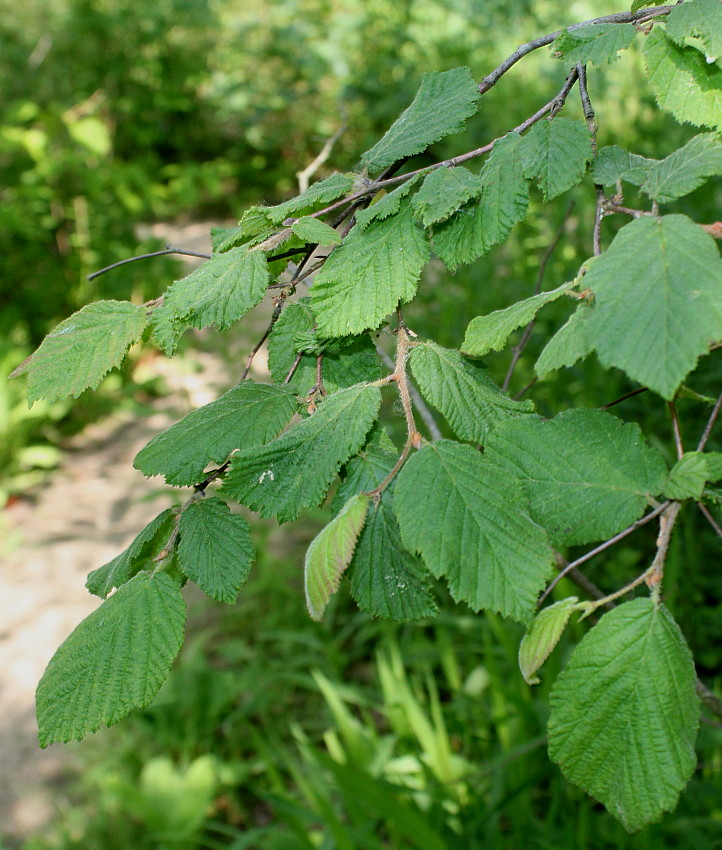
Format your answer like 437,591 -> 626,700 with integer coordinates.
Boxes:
643,28 -> 722,133
520,118 -> 593,201
163,248 -> 269,331
641,134 -> 722,204
519,597 -> 579,685
394,441 -> 554,623
664,450 -> 722,500
134,382 -> 299,487
149,303 -> 188,357
408,341 -> 534,444
262,173 -> 354,225
310,200 -> 430,336
355,177 -> 422,231
213,207 -> 276,253
86,509 -> 177,598
221,384 -> 381,522
534,303 -> 594,378
667,0 -> 722,64
291,216 -> 342,246
583,215 -> 722,399
631,0 -> 669,11
462,282 -> 575,357
548,598 -> 700,832
591,145 -> 655,188
550,23 -> 637,67
484,409 -> 667,547
304,493 -> 370,621
178,497 -> 254,603
411,166 -> 482,227
36,572 -> 186,747
432,132 -> 529,270
360,67 -> 480,174
17,301 -> 147,405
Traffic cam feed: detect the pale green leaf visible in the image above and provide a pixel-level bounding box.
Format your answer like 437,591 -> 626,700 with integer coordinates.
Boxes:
20,301 -> 147,405
36,572 -> 186,747
305,493 -> 370,621
214,207 -> 276,253
520,118 -> 593,201
262,173 -> 354,225
221,384 -> 381,522
411,167 -> 482,227
408,341 -> 534,444
631,0 -> 668,12
462,282 -> 575,357
86,509 -> 177,598
355,177 -> 422,231
641,133 -> 722,203
548,599 -> 700,832
291,216 -> 342,246
550,23 -> 637,66
134,382 -> 299,487
643,28 -> 722,132
310,201 -> 430,336
394,441 -> 554,623
583,215 -> 722,399
664,450 -> 722,500
149,303 -> 188,357
178,497 -> 254,603
591,145 -> 655,187
360,67 -> 480,174
667,0 -> 722,63
534,303 -> 594,378
432,132 -> 529,270
519,597 -> 579,685
484,409 -> 667,547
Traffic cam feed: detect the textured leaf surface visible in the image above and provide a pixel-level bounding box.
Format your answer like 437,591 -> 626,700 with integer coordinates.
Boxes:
267,300 -> 381,393
214,207 -> 276,253
667,0 -> 722,63
520,118 -> 593,201
462,282 -> 574,357
433,133 -> 529,270
21,301 -> 147,405
305,494 -> 369,621
86,509 -> 176,598
643,28 -> 722,132
411,167 -> 482,227
591,145 -> 655,188
395,441 -> 553,623
519,597 -> 578,685
641,134 -> 722,203
360,67 -> 480,173
583,215 -> 722,399
263,173 -> 354,225
664,450 -> 722,500
310,201 -> 430,336
484,409 -> 667,547
134,382 -> 299,486
178,497 -> 254,603
408,342 -> 534,444
222,384 -> 381,522
548,599 -> 700,832
36,572 -> 186,747
551,23 -> 637,66
291,216 -> 342,246
163,248 -> 269,331
355,178 -> 421,231
534,303 -> 594,378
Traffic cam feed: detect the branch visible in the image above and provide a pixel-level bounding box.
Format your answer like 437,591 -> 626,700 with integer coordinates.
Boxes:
376,343 -> 442,440
297,116 -> 346,193
669,399 -> 685,460
697,390 -> 722,451
87,245 -> 212,281
599,386 -> 648,410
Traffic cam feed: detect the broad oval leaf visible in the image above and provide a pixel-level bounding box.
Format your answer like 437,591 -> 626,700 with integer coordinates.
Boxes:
664,450 -> 722,500
291,216 -> 342,246
550,23 -> 637,67
262,173 -> 354,225
519,597 -> 579,685
666,0 -> 722,64
641,134 -> 722,204
36,572 -> 186,747
520,118 -> 593,201
548,599 -> 700,832
411,166 -> 482,227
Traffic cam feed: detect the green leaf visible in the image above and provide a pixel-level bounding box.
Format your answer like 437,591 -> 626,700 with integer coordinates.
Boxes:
667,0 -> 722,63
664,450 -> 722,500
355,177 -> 422,231
149,303 -> 188,357
519,597 -> 579,685
548,599 -> 700,832
432,132 -> 529,271
310,201 -> 430,336
291,216 -> 342,246
534,302 -> 594,378
17,301 -> 147,405
520,118 -> 593,201
550,23 -> 637,66
643,28 -> 722,132
583,215 -> 722,399
86,509 -> 177,598
305,493 -> 370,621
221,384 -> 381,522
641,133 -> 722,203
178,497 -> 254,603
411,167 -> 482,227
484,409 -> 667,547
213,207 -> 277,253
262,173 -> 354,225
36,572 -> 186,747
394,441 -> 554,623
591,145 -> 655,187
163,248 -> 269,331
462,282 -> 575,357
267,300 -> 381,393
631,0 -> 668,12
408,341 -> 534,444
333,423 -> 398,510
134,382 -> 299,487
360,67 -> 480,174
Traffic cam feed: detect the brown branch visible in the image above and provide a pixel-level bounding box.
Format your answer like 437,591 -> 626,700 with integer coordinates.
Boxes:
376,343 -> 442,440
697,390 -> 722,451
599,386 -> 649,410
669,400 -> 685,460
698,501 -> 722,540
87,246 -> 212,281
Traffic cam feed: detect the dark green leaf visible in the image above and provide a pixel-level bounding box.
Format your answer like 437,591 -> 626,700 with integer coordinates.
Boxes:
411,167 -> 482,227
664,450 -> 722,500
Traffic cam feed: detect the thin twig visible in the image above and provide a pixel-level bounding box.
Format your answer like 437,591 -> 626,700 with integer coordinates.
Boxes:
87,246 -> 212,281
599,386 -> 648,410
669,400 -> 685,460
284,352 -> 304,385
697,390 -> 722,451
376,344 -> 442,440
297,117 -> 346,193
512,377 -> 538,400
698,502 -> 722,540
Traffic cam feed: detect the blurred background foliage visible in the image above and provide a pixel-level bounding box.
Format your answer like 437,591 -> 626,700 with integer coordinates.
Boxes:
3,0 -> 722,846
